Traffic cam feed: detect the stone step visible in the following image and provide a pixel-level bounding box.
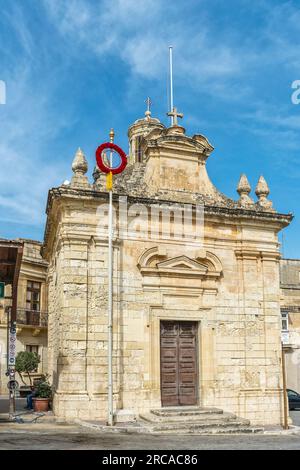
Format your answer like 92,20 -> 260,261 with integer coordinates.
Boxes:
138,406 -> 263,435
140,412 -> 248,424
149,425 -> 263,435
150,407 -> 224,417
141,417 -> 251,430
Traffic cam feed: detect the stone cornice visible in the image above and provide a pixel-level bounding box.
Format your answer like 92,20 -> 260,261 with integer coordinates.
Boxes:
235,249 -> 281,261
42,186 -> 293,257
149,133 -> 212,156
45,186 -> 292,222
280,286 -> 300,291
20,267 -> 47,280
22,257 -> 48,268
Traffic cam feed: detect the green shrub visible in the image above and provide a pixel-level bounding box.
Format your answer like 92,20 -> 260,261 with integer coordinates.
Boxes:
15,351 -> 40,386
35,375 -> 52,399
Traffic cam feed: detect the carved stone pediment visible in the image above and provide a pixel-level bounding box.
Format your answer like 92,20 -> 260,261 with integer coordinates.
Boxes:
156,255 -> 208,275
137,247 -> 222,289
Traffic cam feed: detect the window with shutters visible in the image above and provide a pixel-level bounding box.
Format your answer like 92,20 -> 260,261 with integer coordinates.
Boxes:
26,281 -> 41,312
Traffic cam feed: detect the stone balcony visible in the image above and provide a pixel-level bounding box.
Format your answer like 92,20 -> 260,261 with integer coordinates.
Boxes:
16,308 -> 48,331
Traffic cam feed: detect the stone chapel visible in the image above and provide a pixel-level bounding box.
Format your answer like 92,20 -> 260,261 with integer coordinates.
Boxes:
42,106 -> 292,427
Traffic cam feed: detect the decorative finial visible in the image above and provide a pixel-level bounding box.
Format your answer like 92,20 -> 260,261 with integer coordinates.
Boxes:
237,174 -> 254,206
145,97 -> 152,120
167,107 -> 183,126
255,175 -> 273,210
71,147 -> 90,188
109,128 -> 115,143
72,148 -> 88,175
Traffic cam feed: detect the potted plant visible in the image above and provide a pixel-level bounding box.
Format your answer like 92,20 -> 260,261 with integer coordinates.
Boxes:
33,375 -> 52,412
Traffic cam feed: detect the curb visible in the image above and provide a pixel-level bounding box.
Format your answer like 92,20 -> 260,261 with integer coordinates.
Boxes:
264,425 -> 300,436
76,419 -> 300,436
75,419 -> 149,434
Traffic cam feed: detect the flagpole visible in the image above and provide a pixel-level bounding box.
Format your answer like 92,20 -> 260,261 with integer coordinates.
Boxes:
169,45 -> 174,125
107,128 -> 114,426
96,130 -> 127,427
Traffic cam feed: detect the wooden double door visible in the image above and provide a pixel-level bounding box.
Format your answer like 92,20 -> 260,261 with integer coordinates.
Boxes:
160,321 -> 198,407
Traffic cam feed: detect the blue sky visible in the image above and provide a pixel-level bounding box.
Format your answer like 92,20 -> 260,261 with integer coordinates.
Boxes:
0,0 -> 300,257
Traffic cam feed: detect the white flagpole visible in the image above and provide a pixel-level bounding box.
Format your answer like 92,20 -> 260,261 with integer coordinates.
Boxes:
107,128 -> 114,426
169,45 -> 174,126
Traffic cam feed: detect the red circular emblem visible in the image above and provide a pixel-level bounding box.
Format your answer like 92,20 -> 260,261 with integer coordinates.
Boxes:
95,142 -> 127,175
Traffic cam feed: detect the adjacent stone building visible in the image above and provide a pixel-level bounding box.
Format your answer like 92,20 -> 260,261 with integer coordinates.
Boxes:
0,239 -> 48,394
280,259 -> 300,394
42,108 -> 292,426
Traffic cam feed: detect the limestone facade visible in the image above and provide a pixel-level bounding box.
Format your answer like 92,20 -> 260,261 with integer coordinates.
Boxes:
42,112 -> 292,426
280,259 -> 300,394
0,240 -> 48,393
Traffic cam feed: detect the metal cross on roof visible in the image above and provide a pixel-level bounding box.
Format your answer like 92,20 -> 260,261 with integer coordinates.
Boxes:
167,107 -> 183,126
145,97 -> 152,120
145,97 -> 152,112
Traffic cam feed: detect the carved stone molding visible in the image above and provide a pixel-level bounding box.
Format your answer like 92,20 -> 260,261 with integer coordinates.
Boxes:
138,246 -> 222,291
235,249 -> 280,261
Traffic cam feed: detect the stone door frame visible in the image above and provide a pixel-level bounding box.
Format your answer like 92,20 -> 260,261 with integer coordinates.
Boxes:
149,307 -> 206,409
160,320 -> 199,407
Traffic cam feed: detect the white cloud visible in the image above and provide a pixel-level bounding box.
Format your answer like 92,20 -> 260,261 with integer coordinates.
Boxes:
41,0 -> 300,108
2,0 -> 300,234
42,0 -> 244,90
0,62 -> 73,229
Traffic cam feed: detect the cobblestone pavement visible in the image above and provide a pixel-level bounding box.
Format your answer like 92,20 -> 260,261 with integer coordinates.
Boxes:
0,430 -> 300,450
0,398 -> 300,449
